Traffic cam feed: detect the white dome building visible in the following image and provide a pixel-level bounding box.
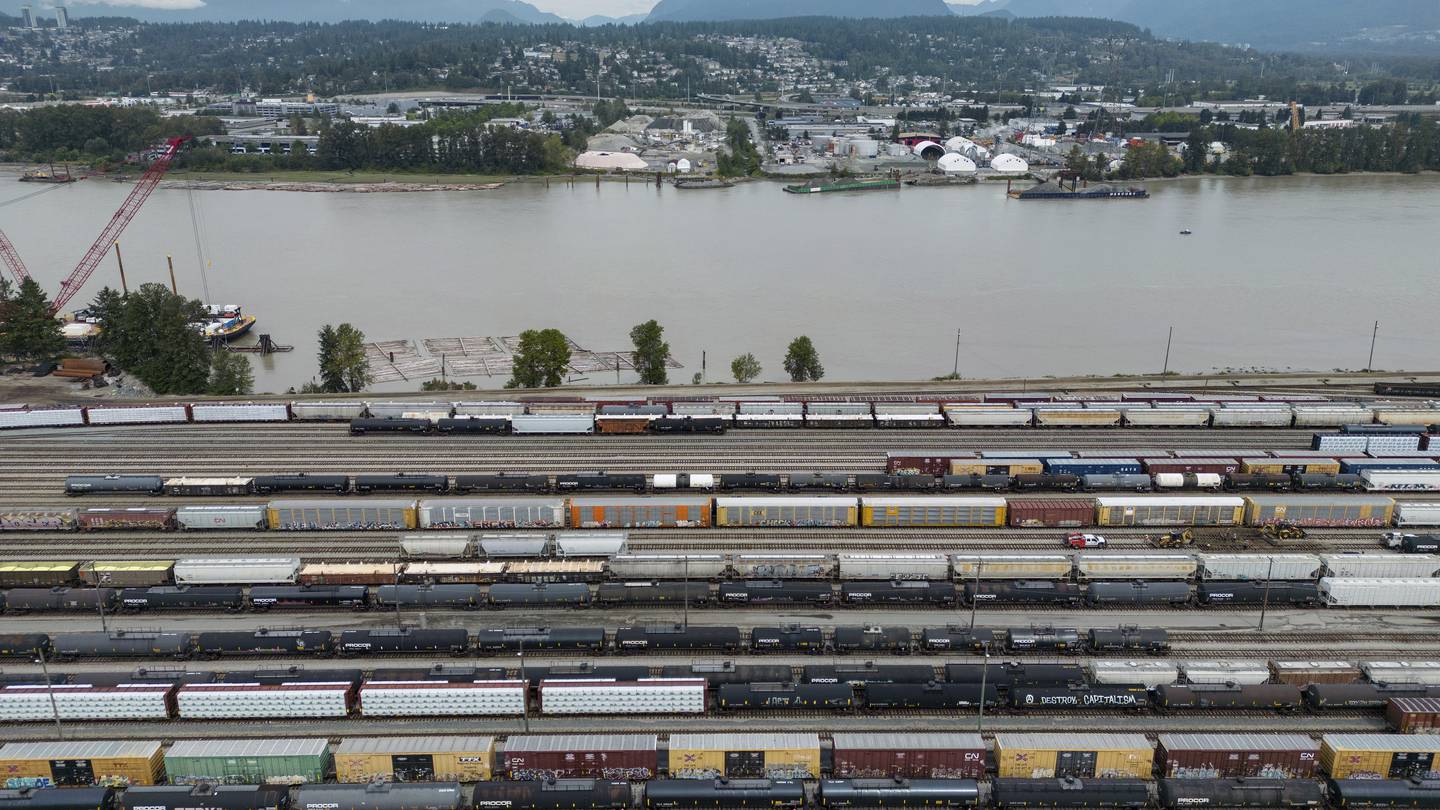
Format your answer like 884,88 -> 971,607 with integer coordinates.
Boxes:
912,140 -> 946,161
943,136 -> 976,154
936,153 -> 978,174
990,153 -> 1030,173
675,158 -> 693,173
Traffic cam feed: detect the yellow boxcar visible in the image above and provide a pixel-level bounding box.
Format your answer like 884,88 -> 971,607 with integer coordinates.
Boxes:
950,461 -> 1044,477
0,741 -> 165,787
667,734 -> 821,780
1094,497 -> 1246,527
335,737 -> 495,783
1240,458 -> 1342,475
860,497 -> 1006,528
995,734 -> 1154,780
1322,734 -> 1440,780
1243,496 -> 1395,528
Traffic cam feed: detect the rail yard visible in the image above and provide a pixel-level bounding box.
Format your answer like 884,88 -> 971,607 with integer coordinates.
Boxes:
6,389 -> 1440,809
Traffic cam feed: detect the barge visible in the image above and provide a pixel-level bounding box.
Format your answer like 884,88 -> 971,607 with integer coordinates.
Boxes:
1012,179 -> 1149,200
784,178 -> 901,194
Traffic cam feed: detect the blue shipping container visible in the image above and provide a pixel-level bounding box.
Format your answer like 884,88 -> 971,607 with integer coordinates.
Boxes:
1044,458 -> 1144,476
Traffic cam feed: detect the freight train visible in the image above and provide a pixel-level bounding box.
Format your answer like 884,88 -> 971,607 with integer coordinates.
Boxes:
0,624 -> 1163,660
18,490 -> 1438,533
2,778 -> 1414,810
7,546 -> 1440,614
5,397 -> 1440,434
56,456 -> 1440,500
8,646 -> 1440,723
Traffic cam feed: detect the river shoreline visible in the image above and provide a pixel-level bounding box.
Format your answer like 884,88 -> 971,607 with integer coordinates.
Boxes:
3,162 -> 1430,194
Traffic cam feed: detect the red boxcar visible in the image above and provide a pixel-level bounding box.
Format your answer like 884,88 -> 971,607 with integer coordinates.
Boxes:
503,734 -> 659,780
1156,733 -> 1319,779
831,733 -> 986,779
1007,499 -> 1095,528
77,507 -> 177,531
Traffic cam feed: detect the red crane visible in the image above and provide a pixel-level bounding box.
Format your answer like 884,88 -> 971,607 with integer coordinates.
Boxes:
0,135 -> 191,313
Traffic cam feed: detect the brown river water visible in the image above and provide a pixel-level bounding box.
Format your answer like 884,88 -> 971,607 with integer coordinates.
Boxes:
3,173 -> 1437,393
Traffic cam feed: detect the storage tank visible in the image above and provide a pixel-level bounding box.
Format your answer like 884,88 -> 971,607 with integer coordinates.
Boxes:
847,138 -> 880,158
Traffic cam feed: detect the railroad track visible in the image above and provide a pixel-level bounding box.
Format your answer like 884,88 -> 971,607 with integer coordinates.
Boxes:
0,712 -> 1393,742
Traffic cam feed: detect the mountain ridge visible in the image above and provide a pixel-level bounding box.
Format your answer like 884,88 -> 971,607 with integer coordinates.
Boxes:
22,0 -> 568,25
646,0 -> 954,23
947,0 -> 1440,51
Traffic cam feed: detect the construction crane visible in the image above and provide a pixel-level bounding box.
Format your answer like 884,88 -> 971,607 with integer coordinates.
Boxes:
0,135 -> 191,313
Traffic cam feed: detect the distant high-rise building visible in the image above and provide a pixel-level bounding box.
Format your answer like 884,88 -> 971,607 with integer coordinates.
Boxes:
55,6 -> 68,29
20,4 -> 36,29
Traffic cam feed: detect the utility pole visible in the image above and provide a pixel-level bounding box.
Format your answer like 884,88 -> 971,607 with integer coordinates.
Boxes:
953,329 -> 962,377
1162,326 -> 1174,375
1258,556 -> 1274,632
968,562 -> 981,631
392,562 -> 403,630
976,641 -> 990,733
1367,321 -> 1379,372
166,255 -> 177,295
683,556 -> 690,629
517,638 -> 530,733
97,588 -> 108,633
36,646 -> 64,740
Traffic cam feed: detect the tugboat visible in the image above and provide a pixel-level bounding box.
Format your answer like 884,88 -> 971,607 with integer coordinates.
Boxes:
196,304 -> 257,341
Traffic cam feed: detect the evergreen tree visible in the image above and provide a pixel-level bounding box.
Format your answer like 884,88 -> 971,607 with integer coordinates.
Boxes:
507,328 -> 571,389
316,323 -> 370,393
783,336 -> 824,382
630,320 -> 669,385
95,283 -> 211,394
207,350 -> 254,396
730,353 -> 761,383
2,278 -> 64,363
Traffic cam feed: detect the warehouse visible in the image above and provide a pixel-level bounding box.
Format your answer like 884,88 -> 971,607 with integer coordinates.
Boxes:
994,734 -> 1154,779
570,497 -> 712,529
1321,733 -> 1440,779
502,735 -> 659,781
715,497 -> 856,528
0,740 -> 165,787
1244,495 -> 1396,527
859,496 -> 1006,528
1094,497 -> 1245,527
164,739 -> 331,785
830,733 -> 986,779
1156,733 -> 1319,779
667,733 -> 821,779
335,737 -> 495,783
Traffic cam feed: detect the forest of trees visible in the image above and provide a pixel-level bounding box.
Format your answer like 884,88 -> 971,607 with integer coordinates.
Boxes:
0,105 -> 222,163
0,14 -> 1432,103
